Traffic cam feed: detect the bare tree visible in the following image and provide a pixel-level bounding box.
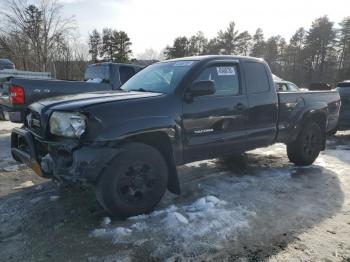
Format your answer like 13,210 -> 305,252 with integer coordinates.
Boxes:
0,0 -> 76,72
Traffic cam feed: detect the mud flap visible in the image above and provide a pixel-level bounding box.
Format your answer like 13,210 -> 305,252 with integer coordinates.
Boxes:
167,161 -> 181,195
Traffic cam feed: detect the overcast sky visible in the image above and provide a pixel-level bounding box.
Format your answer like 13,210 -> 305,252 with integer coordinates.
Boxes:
59,0 -> 350,57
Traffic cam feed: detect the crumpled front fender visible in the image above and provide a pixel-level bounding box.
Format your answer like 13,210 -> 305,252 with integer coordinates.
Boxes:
42,145 -> 120,183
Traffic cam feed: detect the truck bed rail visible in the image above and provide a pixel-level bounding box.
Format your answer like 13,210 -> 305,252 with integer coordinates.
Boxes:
0,69 -> 52,80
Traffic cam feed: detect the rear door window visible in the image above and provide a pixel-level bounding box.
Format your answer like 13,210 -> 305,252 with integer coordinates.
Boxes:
119,66 -> 136,84
85,64 -> 109,83
245,62 -> 270,94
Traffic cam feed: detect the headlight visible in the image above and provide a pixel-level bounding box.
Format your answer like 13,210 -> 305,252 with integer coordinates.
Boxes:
49,111 -> 86,138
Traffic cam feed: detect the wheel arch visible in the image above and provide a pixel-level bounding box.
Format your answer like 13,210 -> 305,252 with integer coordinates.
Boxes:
123,130 -> 181,195
289,109 -> 327,150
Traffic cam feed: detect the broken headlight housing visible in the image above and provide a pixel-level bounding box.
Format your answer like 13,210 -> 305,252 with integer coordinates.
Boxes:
49,111 -> 86,138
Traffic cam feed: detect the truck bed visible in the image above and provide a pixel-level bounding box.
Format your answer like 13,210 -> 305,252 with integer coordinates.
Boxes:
0,69 -> 51,80
0,78 -> 110,122
277,90 -> 340,142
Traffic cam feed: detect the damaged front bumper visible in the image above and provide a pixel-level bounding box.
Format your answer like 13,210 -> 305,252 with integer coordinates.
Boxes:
11,127 -> 120,183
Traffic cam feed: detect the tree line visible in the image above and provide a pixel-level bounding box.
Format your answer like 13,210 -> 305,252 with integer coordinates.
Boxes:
0,0 -> 88,80
1,0 -> 349,85
164,17 -> 350,86
0,0 -> 134,79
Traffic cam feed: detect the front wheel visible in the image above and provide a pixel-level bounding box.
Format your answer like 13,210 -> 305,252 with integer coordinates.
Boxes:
287,122 -> 323,166
95,142 -> 168,217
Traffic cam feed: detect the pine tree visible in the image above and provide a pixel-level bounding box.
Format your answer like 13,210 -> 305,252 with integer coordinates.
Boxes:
264,36 -> 280,72
88,29 -> 101,62
205,38 -> 222,55
112,30 -> 132,63
304,16 -> 337,82
338,17 -> 350,80
235,31 -> 252,56
188,31 -> 207,56
164,37 -> 189,59
250,28 -> 265,57
101,28 -> 114,61
217,21 -> 239,55
287,27 -> 307,83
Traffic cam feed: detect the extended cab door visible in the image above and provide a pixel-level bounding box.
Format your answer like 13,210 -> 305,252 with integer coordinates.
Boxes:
182,61 -> 248,162
243,61 -> 278,148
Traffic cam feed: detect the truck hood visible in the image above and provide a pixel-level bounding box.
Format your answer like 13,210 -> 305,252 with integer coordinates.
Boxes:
34,90 -> 163,111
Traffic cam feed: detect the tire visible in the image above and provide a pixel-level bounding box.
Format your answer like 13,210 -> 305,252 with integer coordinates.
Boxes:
287,122 -> 323,166
95,142 -> 168,217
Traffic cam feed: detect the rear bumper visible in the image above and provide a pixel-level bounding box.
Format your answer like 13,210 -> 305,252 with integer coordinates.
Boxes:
0,104 -> 24,122
11,127 -> 120,183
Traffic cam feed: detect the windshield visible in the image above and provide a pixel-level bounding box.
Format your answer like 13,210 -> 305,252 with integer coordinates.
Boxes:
121,60 -> 196,94
85,64 -> 109,83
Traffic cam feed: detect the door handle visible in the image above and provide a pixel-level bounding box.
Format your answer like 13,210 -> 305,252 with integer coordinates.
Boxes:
234,103 -> 245,111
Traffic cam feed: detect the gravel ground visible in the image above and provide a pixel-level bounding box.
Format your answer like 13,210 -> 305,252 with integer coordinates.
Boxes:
1,121 -> 350,261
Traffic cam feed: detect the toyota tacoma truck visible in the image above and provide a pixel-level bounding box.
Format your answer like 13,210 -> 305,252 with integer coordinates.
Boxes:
11,55 -> 340,217
0,62 -> 142,122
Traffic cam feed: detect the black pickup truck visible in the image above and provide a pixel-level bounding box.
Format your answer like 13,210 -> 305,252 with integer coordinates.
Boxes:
0,62 -> 142,122
11,55 -> 340,217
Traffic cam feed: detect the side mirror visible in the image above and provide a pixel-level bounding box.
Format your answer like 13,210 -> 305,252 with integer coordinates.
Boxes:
189,80 -> 216,98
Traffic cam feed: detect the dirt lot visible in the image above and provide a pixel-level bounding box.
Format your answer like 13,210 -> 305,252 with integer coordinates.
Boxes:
1,121 -> 350,262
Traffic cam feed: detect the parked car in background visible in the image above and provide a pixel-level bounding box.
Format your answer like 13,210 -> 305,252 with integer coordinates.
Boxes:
275,80 -> 300,92
0,59 -> 15,70
0,62 -> 143,122
336,80 -> 350,130
11,55 -> 340,217
309,83 -> 333,91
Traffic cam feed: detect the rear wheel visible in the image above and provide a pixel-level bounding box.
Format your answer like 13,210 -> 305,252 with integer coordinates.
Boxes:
96,142 -> 168,217
287,122 -> 323,166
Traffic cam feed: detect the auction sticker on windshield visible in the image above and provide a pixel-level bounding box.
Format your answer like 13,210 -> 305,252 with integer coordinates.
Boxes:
216,67 -> 235,75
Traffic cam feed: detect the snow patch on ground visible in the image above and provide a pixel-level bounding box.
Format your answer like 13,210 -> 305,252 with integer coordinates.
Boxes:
3,165 -> 19,172
324,149 -> 350,163
90,195 -> 255,254
90,227 -> 132,244
100,217 -> 111,226
0,122 -> 21,132
186,159 -> 216,168
250,143 -> 286,156
130,222 -> 148,231
163,211 -> 189,225
13,180 -> 34,190
30,196 -> 43,204
49,195 -> 60,201
0,156 -> 22,171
